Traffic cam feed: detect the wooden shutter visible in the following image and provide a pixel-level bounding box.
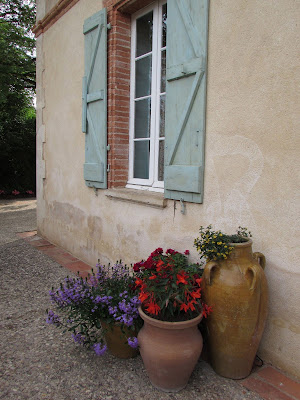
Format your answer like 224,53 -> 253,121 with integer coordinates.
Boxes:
164,0 -> 209,203
82,9 -> 107,189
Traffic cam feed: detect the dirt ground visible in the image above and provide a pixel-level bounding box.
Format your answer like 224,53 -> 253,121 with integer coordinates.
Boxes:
0,199 -> 263,400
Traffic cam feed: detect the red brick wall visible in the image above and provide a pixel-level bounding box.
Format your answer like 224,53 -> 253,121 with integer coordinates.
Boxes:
103,0 -> 156,187
103,1 -> 131,188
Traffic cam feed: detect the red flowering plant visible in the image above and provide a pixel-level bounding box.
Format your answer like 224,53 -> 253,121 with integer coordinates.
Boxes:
133,248 -> 212,322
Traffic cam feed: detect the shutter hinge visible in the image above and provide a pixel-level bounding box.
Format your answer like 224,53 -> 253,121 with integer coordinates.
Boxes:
107,23 -> 112,30
107,164 -> 110,172
107,144 -> 110,151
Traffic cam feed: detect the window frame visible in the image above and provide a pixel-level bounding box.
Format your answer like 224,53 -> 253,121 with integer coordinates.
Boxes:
127,0 -> 166,192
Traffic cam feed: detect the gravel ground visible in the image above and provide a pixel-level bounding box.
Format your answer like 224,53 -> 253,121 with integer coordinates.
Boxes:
0,199 -> 263,400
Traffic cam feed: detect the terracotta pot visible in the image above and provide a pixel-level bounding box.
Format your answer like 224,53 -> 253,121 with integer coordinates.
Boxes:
101,321 -> 138,359
138,306 -> 203,392
202,239 -> 268,379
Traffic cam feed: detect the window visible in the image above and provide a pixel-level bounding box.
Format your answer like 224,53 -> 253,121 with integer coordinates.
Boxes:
127,1 -> 167,191
83,0 -> 208,203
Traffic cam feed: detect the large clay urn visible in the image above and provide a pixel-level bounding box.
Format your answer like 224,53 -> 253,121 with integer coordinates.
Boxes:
202,239 -> 268,379
138,306 -> 203,392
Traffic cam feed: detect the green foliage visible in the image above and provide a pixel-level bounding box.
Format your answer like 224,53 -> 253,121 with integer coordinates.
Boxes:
0,1 -> 36,192
194,225 -> 252,262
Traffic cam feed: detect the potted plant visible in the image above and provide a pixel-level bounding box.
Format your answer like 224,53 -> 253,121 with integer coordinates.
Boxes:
133,248 -> 212,392
46,262 -> 142,358
194,225 -> 268,379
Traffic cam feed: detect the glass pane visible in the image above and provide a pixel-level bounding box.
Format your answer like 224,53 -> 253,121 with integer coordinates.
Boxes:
134,98 -> 151,138
159,94 -> 165,137
136,11 -> 153,57
162,3 -> 167,48
158,140 -> 164,181
134,141 -> 150,179
161,49 -> 166,93
135,55 -> 152,98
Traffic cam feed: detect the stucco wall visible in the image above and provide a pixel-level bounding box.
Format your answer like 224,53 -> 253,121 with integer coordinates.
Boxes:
36,0 -> 300,378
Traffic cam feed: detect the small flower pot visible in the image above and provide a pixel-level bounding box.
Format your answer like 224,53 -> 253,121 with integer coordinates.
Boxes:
101,321 -> 138,359
138,307 -> 203,392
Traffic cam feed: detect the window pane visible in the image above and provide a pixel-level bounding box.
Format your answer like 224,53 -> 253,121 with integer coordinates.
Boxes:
134,141 -> 150,179
158,140 -> 164,181
136,11 -> 153,57
159,94 -> 165,137
135,55 -> 152,98
161,49 -> 166,93
134,98 -> 151,138
162,3 -> 167,48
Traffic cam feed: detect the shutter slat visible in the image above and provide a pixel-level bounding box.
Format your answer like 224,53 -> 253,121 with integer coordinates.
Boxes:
176,0 -> 202,57
164,0 -> 209,204
166,57 -> 204,82
167,70 -> 204,166
82,76 -> 87,133
82,9 -> 107,189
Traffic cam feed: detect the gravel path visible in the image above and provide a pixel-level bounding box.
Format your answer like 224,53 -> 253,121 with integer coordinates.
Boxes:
0,199 -> 263,399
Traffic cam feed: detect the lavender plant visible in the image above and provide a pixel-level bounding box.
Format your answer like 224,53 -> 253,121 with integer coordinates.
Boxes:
46,262 -> 142,356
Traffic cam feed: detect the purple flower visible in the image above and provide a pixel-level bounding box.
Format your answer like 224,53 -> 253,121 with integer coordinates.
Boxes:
108,306 -> 118,315
127,337 -> 139,349
46,310 -> 60,325
71,332 -> 85,345
130,296 -> 141,306
93,343 -> 107,356
121,314 -> 133,326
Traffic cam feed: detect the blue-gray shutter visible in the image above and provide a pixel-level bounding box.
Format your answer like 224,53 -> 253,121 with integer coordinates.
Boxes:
164,0 -> 209,203
82,9 -> 107,189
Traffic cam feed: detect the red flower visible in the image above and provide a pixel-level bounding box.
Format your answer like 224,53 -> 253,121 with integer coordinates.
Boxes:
202,303 -> 213,318
195,278 -> 203,287
180,303 -> 189,312
176,271 -> 189,285
135,278 -> 143,286
166,248 -> 175,254
187,300 -> 196,311
190,288 -> 202,299
133,263 -> 141,272
149,274 -> 157,280
146,301 -> 161,315
139,291 -> 149,302
184,250 -> 190,255
156,259 -> 164,271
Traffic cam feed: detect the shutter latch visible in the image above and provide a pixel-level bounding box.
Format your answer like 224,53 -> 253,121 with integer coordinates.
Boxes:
107,164 -> 110,172
180,198 -> 186,215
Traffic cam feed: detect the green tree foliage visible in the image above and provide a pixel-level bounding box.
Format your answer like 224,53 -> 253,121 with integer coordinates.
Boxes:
0,0 -> 36,193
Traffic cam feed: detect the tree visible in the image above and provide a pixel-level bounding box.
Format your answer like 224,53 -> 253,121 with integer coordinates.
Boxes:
0,0 -> 36,193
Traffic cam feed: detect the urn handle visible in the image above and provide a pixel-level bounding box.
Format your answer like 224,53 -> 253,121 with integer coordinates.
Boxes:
203,261 -> 219,286
246,266 -> 258,292
253,252 -> 266,270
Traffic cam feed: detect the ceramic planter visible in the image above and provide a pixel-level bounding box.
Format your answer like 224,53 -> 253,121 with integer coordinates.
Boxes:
101,321 -> 138,359
202,239 -> 268,379
138,306 -> 203,392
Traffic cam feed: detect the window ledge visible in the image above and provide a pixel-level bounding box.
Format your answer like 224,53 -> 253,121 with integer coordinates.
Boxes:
105,188 -> 168,209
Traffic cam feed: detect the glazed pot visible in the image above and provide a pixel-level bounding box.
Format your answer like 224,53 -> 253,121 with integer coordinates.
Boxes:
101,321 -> 138,359
138,306 -> 203,392
202,239 -> 268,379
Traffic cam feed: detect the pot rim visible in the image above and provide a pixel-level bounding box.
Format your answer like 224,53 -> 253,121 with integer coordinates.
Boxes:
228,238 -> 252,247
138,306 -> 203,330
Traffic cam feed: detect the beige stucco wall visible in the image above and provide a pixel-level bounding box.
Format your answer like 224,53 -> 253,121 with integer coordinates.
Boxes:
36,0 -> 300,378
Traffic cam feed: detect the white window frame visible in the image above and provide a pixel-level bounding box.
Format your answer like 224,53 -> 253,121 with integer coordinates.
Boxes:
127,0 -> 166,193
